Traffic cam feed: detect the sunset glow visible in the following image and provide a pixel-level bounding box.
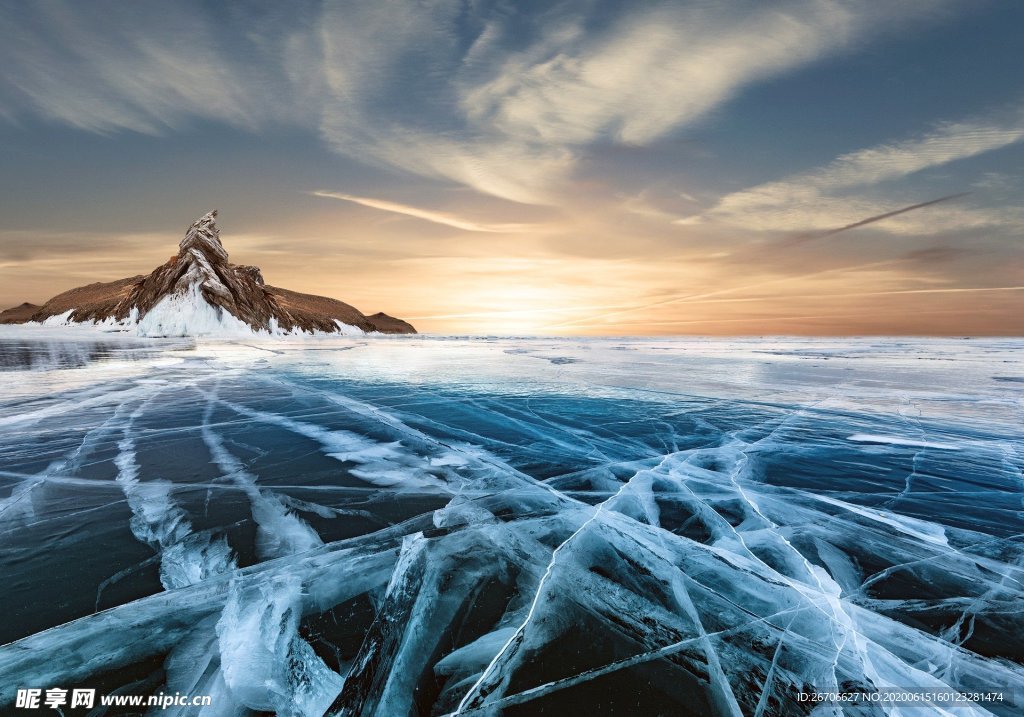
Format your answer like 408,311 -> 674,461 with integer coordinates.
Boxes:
1,1 -> 1021,335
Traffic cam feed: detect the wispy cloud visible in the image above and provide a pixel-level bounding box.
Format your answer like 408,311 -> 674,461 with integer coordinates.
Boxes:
0,1 -> 310,134
460,1 -> 871,146
313,0 -> 953,202
0,0 -> 959,204
312,191 -> 536,233
543,259 -> 904,330
701,108 -> 1024,234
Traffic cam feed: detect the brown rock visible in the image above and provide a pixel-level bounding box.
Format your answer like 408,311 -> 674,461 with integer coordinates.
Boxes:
27,277 -> 142,323
365,312 -> 418,334
0,302 -> 41,324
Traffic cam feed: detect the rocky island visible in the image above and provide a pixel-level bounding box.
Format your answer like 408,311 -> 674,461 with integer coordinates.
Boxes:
0,211 -> 415,336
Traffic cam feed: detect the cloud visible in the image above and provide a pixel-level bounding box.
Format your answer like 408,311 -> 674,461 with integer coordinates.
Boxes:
0,0 -> 958,204
719,113 -> 1024,210
702,107 -> 1024,234
0,1 -> 311,135
785,192 -> 972,243
312,191 -> 536,233
311,0 -> 952,202
308,1 -> 576,203
459,1 -> 870,146
901,246 -> 970,264
0,228 -> 169,262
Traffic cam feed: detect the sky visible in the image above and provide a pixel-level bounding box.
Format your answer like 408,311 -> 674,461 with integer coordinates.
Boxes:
0,0 -> 1022,335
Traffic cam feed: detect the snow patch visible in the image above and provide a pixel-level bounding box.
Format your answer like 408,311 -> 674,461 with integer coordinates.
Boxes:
333,319 -> 364,336
846,434 -> 961,451
137,285 -> 255,338
40,309 -> 75,326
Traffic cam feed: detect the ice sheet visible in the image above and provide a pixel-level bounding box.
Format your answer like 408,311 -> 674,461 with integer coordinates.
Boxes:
0,334 -> 1021,716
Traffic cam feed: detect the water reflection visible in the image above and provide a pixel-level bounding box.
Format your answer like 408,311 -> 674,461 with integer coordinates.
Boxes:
0,338 -> 194,371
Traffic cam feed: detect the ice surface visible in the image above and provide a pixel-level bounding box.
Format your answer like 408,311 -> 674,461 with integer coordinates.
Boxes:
0,333 -> 1022,716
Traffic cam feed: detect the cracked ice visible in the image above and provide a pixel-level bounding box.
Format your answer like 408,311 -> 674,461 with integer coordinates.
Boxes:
0,331 -> 1022,716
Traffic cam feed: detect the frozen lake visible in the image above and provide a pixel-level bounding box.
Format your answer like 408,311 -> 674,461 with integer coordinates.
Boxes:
1,332 -> 1022,715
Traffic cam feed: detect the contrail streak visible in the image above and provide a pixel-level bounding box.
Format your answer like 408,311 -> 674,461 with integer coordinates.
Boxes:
786,192 -> 972,244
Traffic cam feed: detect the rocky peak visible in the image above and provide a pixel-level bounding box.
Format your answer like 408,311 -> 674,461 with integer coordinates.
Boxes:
179,210 -> 229,265
6,210 -> 416,335
111,209 -> 287,330
172,210 -> 234,299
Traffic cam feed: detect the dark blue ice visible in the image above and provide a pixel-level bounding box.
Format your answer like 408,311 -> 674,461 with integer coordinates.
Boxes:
0,334 -> 1021,716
